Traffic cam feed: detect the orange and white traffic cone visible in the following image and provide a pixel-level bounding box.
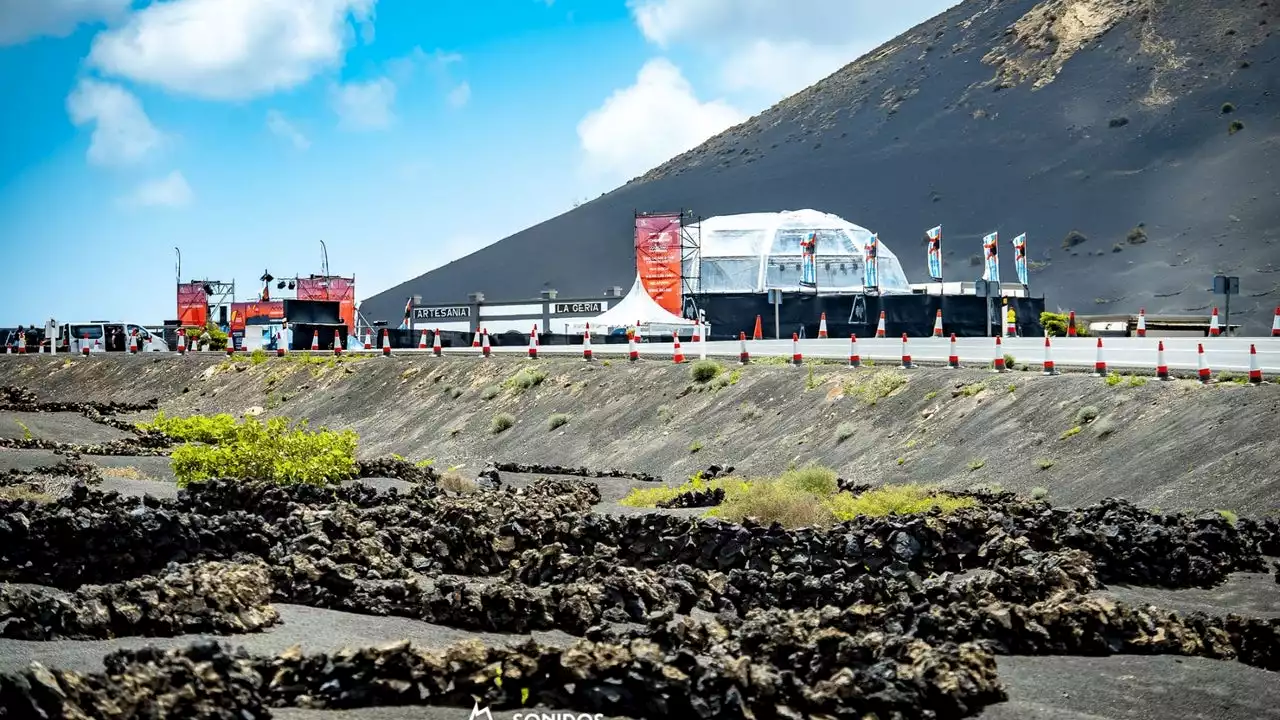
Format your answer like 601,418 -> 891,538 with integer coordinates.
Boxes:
227,339 -> 235,357
582,328 -> 593,361
875,311 -> 887,338
993,336 -> 1006,373
82,334 -> 90,356
472,330 -> 481,347
417,331 -> 428,349
529,327 -> 539,359
363,331 -> 372,350
1249,344 -> 1263,384
381,329 -> 391,357
818,312 -> 829,339
1197,343 -> 1212,383
1136,308 -> 1147,337
128,332 -> 138,354
1209,307 -> 1221,337
849,334 -> 861,367
738,331 -> 749,364
1093,338 -> 1106,376
333,329 -> 343,356
948,333 -> 960,369
432,329 -> 442,357
932,309 -> 943,338
791,332 -> 803,366
627,333 -> 638,362
481,330 -> 491,358
17,333 -> 27,354
311,331 -> 320,351
672,333 -> 685,364
752,315 -> 763,340
1067,311 -> 1077,337
277,329 -> 287,357
691,323 -> 701,343
1272,307 -> 1280,337
1156,340 -> 1169,380
177,331 -> 187,355
93,338 -> 102,354
1042,336 -> 1058,376
900,333 -> 914,369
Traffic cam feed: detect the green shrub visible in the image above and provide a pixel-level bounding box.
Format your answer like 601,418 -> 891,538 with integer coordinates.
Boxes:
690,360 -> 724,383
1075,405 -> 1099,424
249,348 -> 269,365
547,413 -> 570,430
967,458 -> 986,471
1040,311 -> 1089,337
824,484 -> 976,522
843,370 -> 907,405
170,417 -> 357,487
1031,487 -> 1049,500
491,412 -> 515,434
1093,417 -> 1116,438
1104,372 -> 1122,386
689,440 -> 704,453
780,465 -> 838,496
14,420 -> 32,441
835,421 -> 856,443
657,405 -> 675,424
958,382 -> 986,397
620,471 -> 740,507
138,411 -> 241,444
1003,353 -> 1017,370
506,367 -> 547,392
1036,458 -> 1055,470
481,385 -> 501,400
1217,509 -> 1238,525
924,390 -> 938,401
1127,375 -> 1148,387
182,322 -> 228,351
1060,425 -> 1082,440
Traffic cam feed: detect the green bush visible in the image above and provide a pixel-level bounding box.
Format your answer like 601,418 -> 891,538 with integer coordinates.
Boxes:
481,385 -> 501,400
1040,311 -> 1090,337
547,413 -> 570,430
183,322 -> 228,350
690,359 -> 724,383
170,417 -> 357,487
780,464 -> 838,495
835,422 -> 855,443
506,367 -> 547,393
138,411 -> 241,444
1031,487 -> 1049,500
491,412 -> 515,434
249,348 -> 269,365
1075,405 -> 1099,424
824,485 -> 976,521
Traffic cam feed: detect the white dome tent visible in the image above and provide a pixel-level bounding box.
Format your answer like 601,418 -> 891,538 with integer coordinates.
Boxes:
685,209 -> 912,295
587,274 -> 697,335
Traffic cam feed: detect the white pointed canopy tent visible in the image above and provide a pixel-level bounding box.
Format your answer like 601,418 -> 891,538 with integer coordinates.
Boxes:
587,274 -> 696,334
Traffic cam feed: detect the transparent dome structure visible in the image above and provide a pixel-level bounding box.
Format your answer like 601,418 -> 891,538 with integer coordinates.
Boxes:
684,209 -> 912,294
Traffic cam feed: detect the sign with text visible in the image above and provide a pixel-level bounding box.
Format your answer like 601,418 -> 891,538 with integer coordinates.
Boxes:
635,214 -> 683,315
553,301 -> 605,314
414,306 -> 471,320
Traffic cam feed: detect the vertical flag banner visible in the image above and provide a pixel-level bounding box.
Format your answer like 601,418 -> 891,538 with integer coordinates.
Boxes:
1012,233 -> 1028,286
634,214 -> 684,314
926,226 -> 943,281
800,232 -> 817,288
864,234 -> 880,290
399,297 -> 413,329
982,232 -> 999,282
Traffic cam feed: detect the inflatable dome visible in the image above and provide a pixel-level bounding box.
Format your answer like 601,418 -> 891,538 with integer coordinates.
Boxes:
685,209 -> 912,294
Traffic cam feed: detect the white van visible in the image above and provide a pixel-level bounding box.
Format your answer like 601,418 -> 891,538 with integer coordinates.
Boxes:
60,321 -> 169,352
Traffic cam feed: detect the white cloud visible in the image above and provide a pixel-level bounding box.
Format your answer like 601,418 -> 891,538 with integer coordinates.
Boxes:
577,58 -> 743,181
65,78 -> 163,166
87,0 -> 376,100
0,0 -> 131,46
124,171 -> 193,208
330,77 -> 396,129
447,81 -> 471,108
627,0 -> 958,96
266,110 -> 310,149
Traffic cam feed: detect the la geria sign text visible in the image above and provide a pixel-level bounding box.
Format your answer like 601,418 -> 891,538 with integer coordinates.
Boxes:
552,301 -> 605,314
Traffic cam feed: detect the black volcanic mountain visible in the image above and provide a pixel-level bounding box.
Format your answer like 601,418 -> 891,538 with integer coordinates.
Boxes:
362,0 -> 1279,330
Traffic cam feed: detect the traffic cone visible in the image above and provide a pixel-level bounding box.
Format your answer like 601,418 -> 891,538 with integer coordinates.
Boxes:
738,331 -> 750,364
82,333 -> 90,356
875,311 -> 887,338
128,332 -> 137,354
277,329 -> 287,357
93,338 -> 102,353
1272,307 -> 1280,336
627,333 -> 638,362
472,330 -> 481,347
691,323 -> 701,343
433,329 -> 442,357
17,333 -> 27,354
1249,344 -> 1263,384
1197,343 -> 1212,383
1042,336 -> 1058,376
582,328 -> 593,361
993,336 -> 1006,373
177,331 -> 186,355
1067,311 -> 1077,337
818,312 -> 829,339
311,331 -> 320,351
363,331 -> 372,350
333,329 -> 343,356
791,332 -> 802,366
382,329 -> 391,357
900,333 -> 914,369
1136,308 -> 1147,338
1209,307 -> 1221,337
672,333 -> 685,364
849,334 -> 861,367
932,309 -> 943,337
481,330 -> 491,358
948,333 -> 960,369
529,327 -> 539,359
752,315 -> 763,341
1093,338 -> 1106,376
227,339 -> 235,357
1156,340 -> 1169,380
415,331 -> 426,349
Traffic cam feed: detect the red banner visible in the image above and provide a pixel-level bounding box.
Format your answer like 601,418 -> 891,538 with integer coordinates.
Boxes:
634,215 -> 683,315
177,283 -> 208,328
296,276 -> 356,332
230,301 -> 285,332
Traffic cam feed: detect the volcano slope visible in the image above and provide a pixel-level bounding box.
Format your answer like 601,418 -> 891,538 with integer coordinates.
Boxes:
364,0 -> 1280,332
0,353 -> 1278,719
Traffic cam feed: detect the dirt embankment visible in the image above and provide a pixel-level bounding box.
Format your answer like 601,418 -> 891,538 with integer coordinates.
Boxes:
2,354 -> 1278,511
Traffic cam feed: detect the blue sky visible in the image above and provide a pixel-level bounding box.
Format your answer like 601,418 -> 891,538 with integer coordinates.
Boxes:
0,0 -> 954,326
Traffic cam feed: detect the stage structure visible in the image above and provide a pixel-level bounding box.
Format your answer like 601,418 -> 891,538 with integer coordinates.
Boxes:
176,280 -> 236,330
634,209 -> 702,323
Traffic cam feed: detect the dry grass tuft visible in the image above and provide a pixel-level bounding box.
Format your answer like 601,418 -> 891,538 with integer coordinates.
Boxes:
100,465 -> 149,481
438,471 -> 478,494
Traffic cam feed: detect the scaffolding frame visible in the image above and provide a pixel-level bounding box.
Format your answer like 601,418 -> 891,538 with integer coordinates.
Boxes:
634,209 -> 702,322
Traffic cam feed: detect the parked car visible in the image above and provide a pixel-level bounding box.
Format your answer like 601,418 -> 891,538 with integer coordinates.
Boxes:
58,321 -> 169,352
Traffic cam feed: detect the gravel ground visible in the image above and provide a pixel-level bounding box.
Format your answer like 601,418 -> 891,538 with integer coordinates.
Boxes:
1100,571 -> 1280,619
0,410 -> 130,444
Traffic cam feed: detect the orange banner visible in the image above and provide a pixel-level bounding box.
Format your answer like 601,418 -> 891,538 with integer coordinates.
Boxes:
177,283 -> 208,327
635,214 -> 683,315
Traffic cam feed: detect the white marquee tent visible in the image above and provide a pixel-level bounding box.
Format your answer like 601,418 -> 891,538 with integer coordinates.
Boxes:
589,274 -> 696,332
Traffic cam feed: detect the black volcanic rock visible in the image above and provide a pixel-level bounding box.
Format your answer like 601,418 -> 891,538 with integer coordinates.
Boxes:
362,0 -> 1280,331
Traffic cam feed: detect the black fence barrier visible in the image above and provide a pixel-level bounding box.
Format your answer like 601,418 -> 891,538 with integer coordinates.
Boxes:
699,293 -> 1045,340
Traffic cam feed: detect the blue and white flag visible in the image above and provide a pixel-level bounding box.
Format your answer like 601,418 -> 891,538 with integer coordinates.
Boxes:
1012,233 -> 1028,286
981,232 -> 999,282
864,234 -> 880,290
926,226 -> 942,281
